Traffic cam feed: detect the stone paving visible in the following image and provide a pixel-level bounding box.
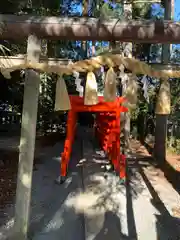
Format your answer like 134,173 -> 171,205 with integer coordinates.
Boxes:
0,129 -> 180,240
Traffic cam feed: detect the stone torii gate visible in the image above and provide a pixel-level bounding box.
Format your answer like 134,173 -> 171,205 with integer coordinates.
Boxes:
0,14 -> 179,240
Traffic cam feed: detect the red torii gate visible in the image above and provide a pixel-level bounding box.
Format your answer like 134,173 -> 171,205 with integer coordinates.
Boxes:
58,95 -> 128,183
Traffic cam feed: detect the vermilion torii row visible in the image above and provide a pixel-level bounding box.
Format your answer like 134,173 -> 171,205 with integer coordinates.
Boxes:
60,95 -> 128,180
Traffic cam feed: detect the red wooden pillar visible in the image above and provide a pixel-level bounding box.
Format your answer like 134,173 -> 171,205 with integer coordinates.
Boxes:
60,110 -> 77,177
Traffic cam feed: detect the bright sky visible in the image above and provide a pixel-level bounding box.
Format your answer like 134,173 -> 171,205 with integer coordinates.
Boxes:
175,0 -> 180,20
74,1 -> 180,19
74,0 -> 180,50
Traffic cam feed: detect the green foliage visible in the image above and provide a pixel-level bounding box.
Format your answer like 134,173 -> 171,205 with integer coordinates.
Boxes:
170,79 -> 180,115
0,71 -> 24,113
0,0 -> 25,13
98,2 -> 123,19
64,74 -> 78,95
166,78 -> 180,153
167,138 -> 180,155
132,2 -> 151,19
91,0 -> 123,19
37,73 -> 62,134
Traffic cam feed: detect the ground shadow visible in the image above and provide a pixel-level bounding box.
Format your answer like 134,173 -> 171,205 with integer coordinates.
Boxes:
28,136 -> 85,240
0,132 -> 66,228
143,141 -> 153,155
80,129 -> 146,240
126,159 -> 138,240
137,161 -> 180,240
2,127 -> 180,240
94,211 -> 130,240
141,141 -> 180,194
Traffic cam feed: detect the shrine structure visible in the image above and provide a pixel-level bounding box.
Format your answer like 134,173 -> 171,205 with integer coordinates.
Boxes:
0,7 -> 178,239
59,95 -> 128,183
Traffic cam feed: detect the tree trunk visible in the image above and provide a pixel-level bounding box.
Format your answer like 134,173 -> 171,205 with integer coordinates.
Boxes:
137,113 -> 146,144
154,115 -> 168,165
154,0 -> 173,165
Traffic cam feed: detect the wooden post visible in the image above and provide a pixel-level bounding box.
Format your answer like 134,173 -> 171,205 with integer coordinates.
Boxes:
122,0 -> 132,153
154,0 -> 173,165
82,0 -> 88,58
162,0 -> 173,63
12,35 -> 41,240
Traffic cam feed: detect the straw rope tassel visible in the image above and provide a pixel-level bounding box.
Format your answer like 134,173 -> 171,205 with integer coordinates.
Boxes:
1,69 -> 11,79
1,54 -> 180,79
124,74 -> 138,108
104,67 -> 117,102
155,78 -> 171,114
84,71 -> 99,105
54,76 -> 71,111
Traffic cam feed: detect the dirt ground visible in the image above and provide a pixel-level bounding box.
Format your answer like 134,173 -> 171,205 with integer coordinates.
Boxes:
130,139 -> 180,218
130,139 -> 180,172
0,132 -> 64,212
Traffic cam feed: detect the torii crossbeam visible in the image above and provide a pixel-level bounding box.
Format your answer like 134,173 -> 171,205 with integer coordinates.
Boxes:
0,14 -> 180,43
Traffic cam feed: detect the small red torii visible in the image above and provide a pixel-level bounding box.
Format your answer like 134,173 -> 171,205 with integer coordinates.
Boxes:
58,95 -> 128,183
